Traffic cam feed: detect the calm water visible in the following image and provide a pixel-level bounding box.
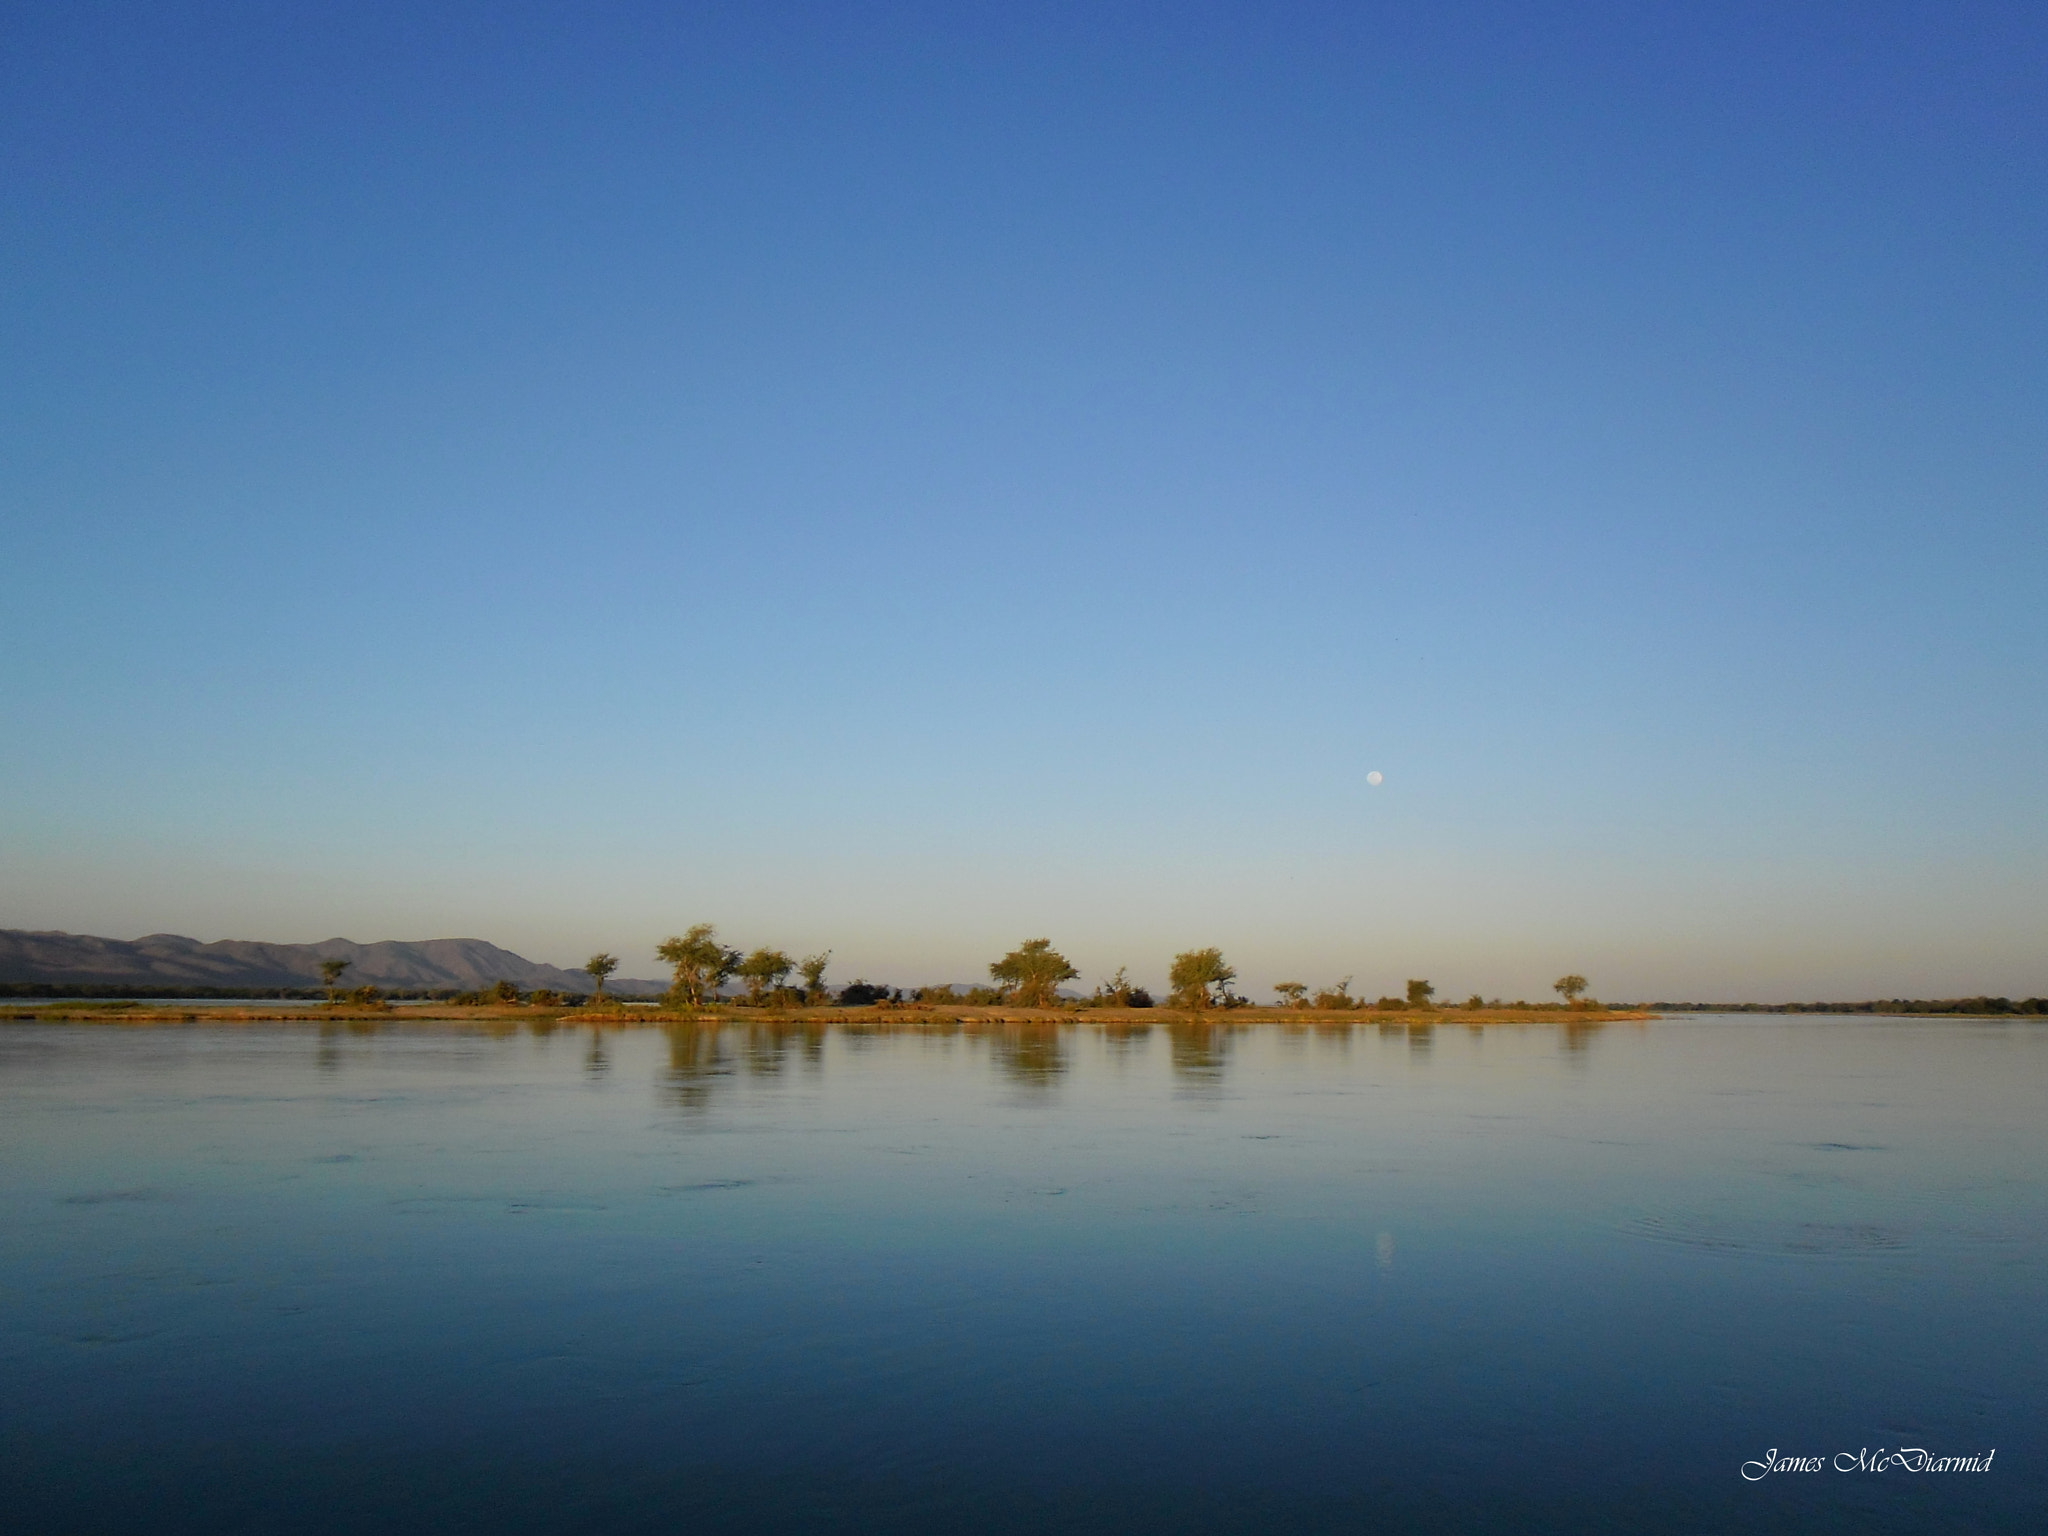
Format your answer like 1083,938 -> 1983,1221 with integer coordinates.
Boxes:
1,1016 -> 2040,1534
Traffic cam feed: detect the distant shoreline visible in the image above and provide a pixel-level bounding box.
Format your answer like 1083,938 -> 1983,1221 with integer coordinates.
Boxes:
0,1003 -> 1801,1027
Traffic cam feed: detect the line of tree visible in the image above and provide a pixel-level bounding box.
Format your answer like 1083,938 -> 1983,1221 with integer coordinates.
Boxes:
553,931 -> 1623,1016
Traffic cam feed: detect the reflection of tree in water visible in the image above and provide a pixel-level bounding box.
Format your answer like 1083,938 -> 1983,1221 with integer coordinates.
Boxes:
991,1024 -> 1066,1088
740,1022 -> 792,1077
1100,1020 -> 1152,1063
1168,1021 -> 1228,1087
316,1023 -> 343,1074
662,1022 -> 729,1114
798,1021 -> 828,1066
583,1026 -> 611,1079
1406,1021 -> 1434,1057
1559,1019 -> 1605,1056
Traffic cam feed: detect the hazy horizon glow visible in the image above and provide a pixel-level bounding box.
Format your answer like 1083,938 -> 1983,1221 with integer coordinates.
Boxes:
3,4 -> 2044,1001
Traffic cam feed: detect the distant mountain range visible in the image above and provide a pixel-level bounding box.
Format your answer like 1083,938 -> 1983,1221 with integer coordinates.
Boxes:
0,929 -> 665,995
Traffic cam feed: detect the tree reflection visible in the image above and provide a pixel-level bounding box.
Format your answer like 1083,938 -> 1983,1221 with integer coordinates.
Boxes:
1100,1019 -> 1152,1063
1559,1019 -> 1605,1055
583,1026 -> 611,1079
662,1022 -> 728,1114
991,1024 -> 1066,1088
1168,1021 -> 1228,1090
740,1021 -> 791,1077
799,1020 -> 828,1066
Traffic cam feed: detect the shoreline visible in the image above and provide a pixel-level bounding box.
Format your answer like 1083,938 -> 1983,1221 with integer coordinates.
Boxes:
4,1004 -> 1682,1027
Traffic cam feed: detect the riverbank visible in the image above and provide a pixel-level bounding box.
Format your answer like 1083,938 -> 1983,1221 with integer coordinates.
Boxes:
5,1001 -> 1651,1026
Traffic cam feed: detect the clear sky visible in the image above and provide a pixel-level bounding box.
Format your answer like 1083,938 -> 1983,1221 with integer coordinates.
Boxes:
3,2 -> 2043,1001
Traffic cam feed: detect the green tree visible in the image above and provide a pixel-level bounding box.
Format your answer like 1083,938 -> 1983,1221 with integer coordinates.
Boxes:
798,952 -> 832,1005
737,947 -> 795,1005
584,953 -> 620,1003
319,957 -> 351,1003
1554,974 -> 1590,1006
1169,948 -> 1236,1010
1094,966 -> 1140,1006
657,925 -> 740,1008
1406,978 -> 1435,1007
989,938 -> 1079,1008
1272,981 -> 1308,1008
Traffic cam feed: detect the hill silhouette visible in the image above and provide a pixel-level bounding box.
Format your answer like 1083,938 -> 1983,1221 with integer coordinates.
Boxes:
0,929 -> 663,995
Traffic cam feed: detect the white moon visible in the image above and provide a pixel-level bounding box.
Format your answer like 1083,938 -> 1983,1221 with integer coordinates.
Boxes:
1367,771 -> 1384,786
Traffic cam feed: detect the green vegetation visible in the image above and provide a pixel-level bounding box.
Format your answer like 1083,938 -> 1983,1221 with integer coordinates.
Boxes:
1555,974 -> 1589,1005
1088,967 -> 1152,1007
737,947 -> 796,1005
1406,979 -> 1435,1007
583,953 -> 620,1003
1314,978 -> 1360,1010
799,952 -> 831,1004
657,925 -> 739,1009
989,939 -> 1079,1008
1169,948 -> 1237,1010
319,957 -> 350,1003
837,980 -> 895,1006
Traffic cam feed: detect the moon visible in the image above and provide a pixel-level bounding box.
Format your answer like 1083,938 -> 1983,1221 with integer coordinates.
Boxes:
1367,771 -> 1384,787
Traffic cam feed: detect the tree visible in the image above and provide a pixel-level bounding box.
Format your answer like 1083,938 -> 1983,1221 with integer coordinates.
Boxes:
1169,948 -> 1236,1010
1313,977 -> 1357,1010
736,947 -> 795,1005
1554,974 -> 1589,1006
1406,978 -> 1435,1007
1094,966 -> 1140,1006
798,952 -> 831,1004
584,953 -> 619,1003
657,925 -> 740,1008
319,957 -> 351,1003
1273,981 -> 1308,1008
989,938 -> 1079,1008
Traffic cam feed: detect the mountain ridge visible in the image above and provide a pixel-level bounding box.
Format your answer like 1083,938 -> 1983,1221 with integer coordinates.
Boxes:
0,929 -> 664,994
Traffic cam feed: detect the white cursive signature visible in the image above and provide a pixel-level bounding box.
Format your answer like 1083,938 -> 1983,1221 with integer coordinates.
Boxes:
1743,1447 -> 1995,1480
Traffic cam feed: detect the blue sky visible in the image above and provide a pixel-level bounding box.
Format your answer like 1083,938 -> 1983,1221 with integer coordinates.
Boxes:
3,2 -> 2043,1000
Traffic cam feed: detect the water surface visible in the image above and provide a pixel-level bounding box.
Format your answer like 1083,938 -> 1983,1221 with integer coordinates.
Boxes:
2,1016 -> 2040,1533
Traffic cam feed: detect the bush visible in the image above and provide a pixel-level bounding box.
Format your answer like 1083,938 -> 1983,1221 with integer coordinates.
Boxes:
1312,978 -> 1361,1010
